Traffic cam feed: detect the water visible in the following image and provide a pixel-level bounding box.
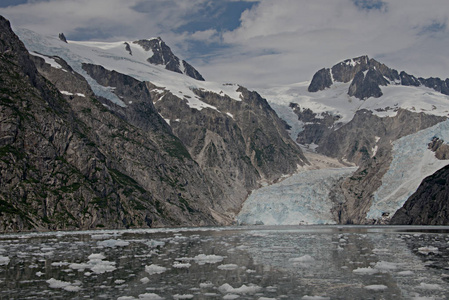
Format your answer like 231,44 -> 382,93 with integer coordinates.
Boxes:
0,226 -> 448,299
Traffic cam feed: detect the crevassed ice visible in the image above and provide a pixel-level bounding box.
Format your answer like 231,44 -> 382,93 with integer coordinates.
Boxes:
236,167 -> 356,225
367,119 -> 449,219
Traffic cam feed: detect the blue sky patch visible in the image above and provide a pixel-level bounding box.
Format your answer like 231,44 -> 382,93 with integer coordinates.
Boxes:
174,1 -> 257,34
353,0 -> 387,11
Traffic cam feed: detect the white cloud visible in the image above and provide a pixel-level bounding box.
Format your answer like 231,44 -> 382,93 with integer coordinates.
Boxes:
196,0 -> 449,88
1,0 -> 449,89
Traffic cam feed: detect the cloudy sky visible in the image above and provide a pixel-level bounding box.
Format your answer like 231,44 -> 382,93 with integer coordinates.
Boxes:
1,0 -> 449,89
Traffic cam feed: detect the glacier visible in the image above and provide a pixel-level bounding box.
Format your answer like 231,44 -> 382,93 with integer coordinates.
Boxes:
367,119 -> 449,220
236,167 -> 357,225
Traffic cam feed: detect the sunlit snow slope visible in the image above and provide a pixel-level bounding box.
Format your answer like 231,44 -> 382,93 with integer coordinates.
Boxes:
15,28 -> 243,110
259,81 -> 449,142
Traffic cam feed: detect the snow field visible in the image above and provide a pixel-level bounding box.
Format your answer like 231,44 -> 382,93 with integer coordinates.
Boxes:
18,29 -> 244,113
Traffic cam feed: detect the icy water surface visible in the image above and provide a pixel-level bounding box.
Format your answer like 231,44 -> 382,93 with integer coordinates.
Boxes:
0,226 -> 448,299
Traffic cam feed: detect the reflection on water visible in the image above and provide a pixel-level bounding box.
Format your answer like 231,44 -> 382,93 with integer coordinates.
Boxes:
0,226 -> 448,299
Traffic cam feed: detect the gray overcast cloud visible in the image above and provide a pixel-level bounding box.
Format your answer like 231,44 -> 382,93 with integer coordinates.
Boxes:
1,0 -> 449,89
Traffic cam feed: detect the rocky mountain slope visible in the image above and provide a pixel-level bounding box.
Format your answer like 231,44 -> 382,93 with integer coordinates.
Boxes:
0,16 -> 306,231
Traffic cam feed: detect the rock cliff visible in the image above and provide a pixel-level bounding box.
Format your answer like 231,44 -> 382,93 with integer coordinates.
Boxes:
308,55 -> 449,99
0,16 -> 220,231
133,37 -> 205,81
390,164 -> 449,225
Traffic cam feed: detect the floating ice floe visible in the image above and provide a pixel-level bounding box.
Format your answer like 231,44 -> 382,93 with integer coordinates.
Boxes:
218,283 -> 262,294
145,264 -> 167,275
70,253 -> 117,274
418,246 -> 439,255
140,277 -> 150,284
373,261 -> 397,272
199,281 -> 214,288
0,256 -> 10,266
301,296 -> 331,300
46,278 -> 82,292
217,264 -> 239,270
173,262 -> 191,268
173,294 -> 193,299
289,255 -> 315,263
138,292 -> 164,300
193,254 -> 225,265
352,267 -> 378,275
364,285 -> 388,291
417,282 -> 443,290
97,239 -> 130,248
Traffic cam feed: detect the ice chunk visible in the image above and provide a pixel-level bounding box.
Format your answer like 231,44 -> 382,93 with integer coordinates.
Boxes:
97,239 -> 130,248
417,282 -> 443,290
418,246 -> 438,255
374,261 -> 397,272
138,293 -> 164,300
397,270 -> 414,276
218,283 -> 262,294
0,256 -> 10,265
289,255 -> 315,263
199,281 -> 214,288
364,285 -> 388,291
145,264 -> 167,275
352,267 -> 378,275
173,294 -> 193,299
90,260 -> 116,274
140,277 -> 150,284
223,295 -> 239,300
173,262 -> 191,268
193,254 -> 225,265
302,296 -> 331,300
217,264 -> 239,270
46,278 -> 82,292
88,253 -> 106,260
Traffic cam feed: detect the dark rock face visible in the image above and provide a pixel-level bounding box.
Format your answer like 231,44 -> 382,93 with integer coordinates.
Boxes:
428,137 -> 449,160
133,37 -> 204,81
182,60 -> 205,81
307,54 -> 449,100
348,67 -> 389,99
331,55 -> 370,83
399,71 -> 420,86
308,68 -> 332,92
390,164 -> 449,225
58,33 -> 67,43
419,77 -> 449,95
290,103 -> 342,147
124,42 -> 132,56
0,16 -> 220,231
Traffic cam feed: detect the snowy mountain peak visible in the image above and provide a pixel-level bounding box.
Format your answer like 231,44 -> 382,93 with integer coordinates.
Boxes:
133,37 -> 204,81
309,55 -> 449,100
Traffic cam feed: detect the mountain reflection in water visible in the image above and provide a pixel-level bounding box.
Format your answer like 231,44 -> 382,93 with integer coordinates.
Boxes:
0,225 -> 448,299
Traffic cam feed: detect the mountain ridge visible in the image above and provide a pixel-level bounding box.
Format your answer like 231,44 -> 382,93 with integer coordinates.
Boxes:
308,55 -> 449,100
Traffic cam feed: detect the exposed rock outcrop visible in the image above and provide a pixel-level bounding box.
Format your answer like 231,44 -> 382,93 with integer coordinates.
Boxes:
307,68 -> 332,92
133,37 -> 205,81
390,164 -> 449,225
308,55 -> 449,99
0,16 -> 220,231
